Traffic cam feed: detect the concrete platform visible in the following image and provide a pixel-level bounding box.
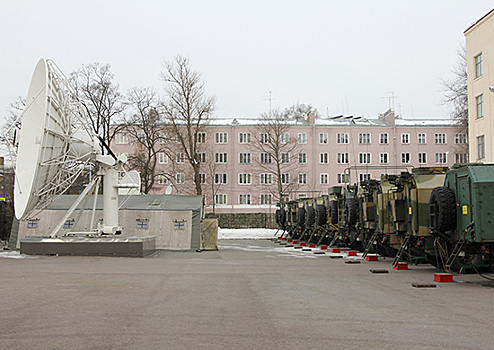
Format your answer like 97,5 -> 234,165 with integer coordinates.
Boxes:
20,236 -> 156,257
1,239 -> 494,349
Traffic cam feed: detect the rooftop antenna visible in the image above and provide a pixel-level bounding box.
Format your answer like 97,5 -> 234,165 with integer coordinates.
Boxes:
382,92 -> 396,110
13,58 -> 138,238
262,91 -> 274,117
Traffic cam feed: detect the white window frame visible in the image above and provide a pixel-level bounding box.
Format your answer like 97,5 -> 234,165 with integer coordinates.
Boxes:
298,173 -> 307,185
418,133 -> 427,144
319,133 -> 328,144
176,152 -> 185,164
115,132 -> 128,144
298,153 -> 307,164
297,133 -> 307,144
260,133 -> 272,144
418,152 -> 427,164
195,132 -> 206,144
435,152 -> 447,164
435,133 -> 446,144
476,94 -> 484,119
260,153 -> 272,164
197,152 -> 206,163
337,133 -> 349,144
319,152 -> 329,164
239,132 -> 251,144
260,194 -> 272,205
280,133 -> 290,144
239,194 -> 251,205
475,53 -> 483,78
215,132 -> 228,144
359,173 -> 371,182
158,174 -> 168,184
359,152 -> 371,164
380,152 -> 389,164
214,173 -> 228,185
337,174 -> 349,184
176,173 -> 185,184
359,133 -> 371,144
215,194 -> 227,205
379,133 -> 388,145
281,153 -> 290,164
281,173 -> 290,185
337,153 -> 349,164
158,152 -> 168,164
455,133 -> 467,144
159,132 -> 168,144
260,173 -> 273,185
320,173 -> 329,185
215,152 -> 228,164
239,153 -> 251,164
401,133 -> 410,144
238,173 -> 252,185
401,152 -> 411,164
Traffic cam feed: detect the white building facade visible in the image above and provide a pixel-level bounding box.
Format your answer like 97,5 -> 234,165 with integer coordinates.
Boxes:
465,8 -> 494,163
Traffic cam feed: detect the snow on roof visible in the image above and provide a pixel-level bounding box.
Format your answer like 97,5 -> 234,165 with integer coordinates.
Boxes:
210,116 -> 456,127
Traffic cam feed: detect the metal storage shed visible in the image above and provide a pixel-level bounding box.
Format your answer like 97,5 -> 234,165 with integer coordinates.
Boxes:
14,194 -> 204,251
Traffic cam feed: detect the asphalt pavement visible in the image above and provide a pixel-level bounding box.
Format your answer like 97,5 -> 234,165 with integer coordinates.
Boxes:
1,239 -> 493,350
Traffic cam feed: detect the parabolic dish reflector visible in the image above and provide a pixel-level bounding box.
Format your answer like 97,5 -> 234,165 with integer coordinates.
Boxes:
14,59 -> 97,220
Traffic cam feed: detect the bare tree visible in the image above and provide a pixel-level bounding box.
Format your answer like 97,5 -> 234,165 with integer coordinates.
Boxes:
161,55 -> 216,196
123,87 -> 169,194
70,62 -> 125,146
282,103 -> 320,120
440,46 -> 468,155
249,110 -> 302,205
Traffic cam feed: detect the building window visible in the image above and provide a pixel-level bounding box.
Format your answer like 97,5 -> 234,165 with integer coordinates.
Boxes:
401,152 -> 411,164
137,132 -> 146,142
136,219 -> 148,229
260,194 -> 272,205
199,173 -> 206,184
197,153 -> 206,163
63,220 -> 75,229
158,175 -> 168,184
176,173 -> 185,184
319,133 -> 328,144
319,153 -> 329,164
475,53 -> 483,78
239,153 -> 251,164
297,133 -> 307,144
215,152 -> 228,164
455,153 -> 468,163
159,132 -> 168,144
337,133 -> 349,144
380,152 -> 389,164
401,133 -> 410,144
418,153 -> 427,164
418,133 -> 427,144
260,173 -> 273,185
215,132 -> 228,144
175,133 -> 183,143
281,153 -> 290,164
298,153 -> 307,164
435,153 -> 447,164
320,173 -> 329,184
281,173 -> 290,184
115,132 -> 128,144
337,174 -> 349,184
195,132 -> 206,144
298,173 -> 307,184
359,173 -> 371,182
158,152 -> 168,164
435,133 -> 446,144
337,153 -> 349,164
174,221 -> 185,230
359,133 -> 371,144
239,194 -> 251,205
215,194 -> 227,205
455,133 -> 467,144
214,173 -> 227,185
260,133 -> 272,144
478,135 -> 485,160
476,94 -> 484,119
176,152 -> 185,164
379,133 -> 388,144
281,194 -> 290,203
260,153 -> 272,164
359,152 -> 371,164
280,133 -> 290,144
239,132 -> 251,144
238,173 -> 252,185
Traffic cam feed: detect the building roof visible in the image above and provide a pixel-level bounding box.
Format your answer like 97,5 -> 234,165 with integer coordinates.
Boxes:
46,194 -> 204,211
464,8 -> 494,34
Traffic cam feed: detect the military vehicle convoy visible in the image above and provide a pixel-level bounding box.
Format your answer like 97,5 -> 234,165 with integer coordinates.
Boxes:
275,164 -> 494,274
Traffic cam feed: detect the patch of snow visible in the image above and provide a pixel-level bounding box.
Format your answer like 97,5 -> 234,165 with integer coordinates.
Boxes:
218,228 -> 278,240
0,251 -> 27,259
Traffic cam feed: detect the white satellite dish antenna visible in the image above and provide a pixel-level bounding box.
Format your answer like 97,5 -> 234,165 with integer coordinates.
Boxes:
13,58 -> 138,237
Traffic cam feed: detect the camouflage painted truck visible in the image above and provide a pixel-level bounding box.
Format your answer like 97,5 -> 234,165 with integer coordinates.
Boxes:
429,163 -> 494,273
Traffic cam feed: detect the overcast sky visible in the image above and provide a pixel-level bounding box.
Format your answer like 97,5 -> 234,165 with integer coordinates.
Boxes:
1,1 -> 493,123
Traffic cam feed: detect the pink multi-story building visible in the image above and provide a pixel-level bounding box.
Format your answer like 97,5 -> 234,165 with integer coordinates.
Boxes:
111,109 -> 466,214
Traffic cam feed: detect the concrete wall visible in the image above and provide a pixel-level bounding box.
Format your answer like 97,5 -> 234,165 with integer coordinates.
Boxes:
17,209 -> 193,250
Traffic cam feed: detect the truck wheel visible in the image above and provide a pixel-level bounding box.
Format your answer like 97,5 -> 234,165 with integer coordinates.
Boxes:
345,198 -> 358,226
429,186 -> 456,232
306,206 -> 315,226
280,209 -> 286,225
316,204 -> 327,226
329,200 -> 338,225
297,207 -> 306,227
